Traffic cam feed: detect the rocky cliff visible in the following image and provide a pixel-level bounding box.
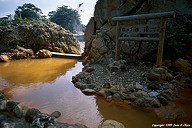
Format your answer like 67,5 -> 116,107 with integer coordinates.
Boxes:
0,19 -> 81,60
84,0 -> 192,64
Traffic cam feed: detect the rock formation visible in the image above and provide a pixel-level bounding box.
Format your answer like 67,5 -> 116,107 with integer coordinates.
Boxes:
0,20 -> 81,61
84,0 -> 192,64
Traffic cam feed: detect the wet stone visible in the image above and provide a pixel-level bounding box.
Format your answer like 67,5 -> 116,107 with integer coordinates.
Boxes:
25,108 -> 41,123
7,101 -> 18,112
51,111 -> 61,118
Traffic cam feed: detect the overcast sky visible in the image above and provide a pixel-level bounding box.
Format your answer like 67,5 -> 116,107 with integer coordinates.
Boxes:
0,0 -> 97,25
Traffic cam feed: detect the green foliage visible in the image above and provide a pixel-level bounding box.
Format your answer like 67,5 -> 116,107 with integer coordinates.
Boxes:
164,25 -> 192,60
81,24 -> 86,32
48,5 -> 81,32
11,16 -> 22,24
15,3 -> 42,19
0,19 -> 9,26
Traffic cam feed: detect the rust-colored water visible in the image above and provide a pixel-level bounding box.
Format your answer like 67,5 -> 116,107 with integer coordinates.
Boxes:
0,58 -> 159,128
174,88 -> 192,124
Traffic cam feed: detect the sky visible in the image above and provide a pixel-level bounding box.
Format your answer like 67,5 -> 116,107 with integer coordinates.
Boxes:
0,0 -> 97,25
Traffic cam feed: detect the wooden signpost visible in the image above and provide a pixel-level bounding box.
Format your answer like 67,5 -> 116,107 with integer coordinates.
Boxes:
112,11 -> 175,67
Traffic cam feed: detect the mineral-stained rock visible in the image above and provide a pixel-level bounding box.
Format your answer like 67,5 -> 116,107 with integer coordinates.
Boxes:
106,95 -> 113,102
36,49 -> 52,58
0,55 -> 9,62
98,120 -> 125,128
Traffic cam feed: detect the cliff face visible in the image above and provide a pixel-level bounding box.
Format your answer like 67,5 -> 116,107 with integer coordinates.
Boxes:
0,20 -> 81,56
84,0 -> 192,64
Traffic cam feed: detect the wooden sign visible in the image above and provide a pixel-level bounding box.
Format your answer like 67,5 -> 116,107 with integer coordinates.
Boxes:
112,11 -> 175,67
120,24 -> 160,36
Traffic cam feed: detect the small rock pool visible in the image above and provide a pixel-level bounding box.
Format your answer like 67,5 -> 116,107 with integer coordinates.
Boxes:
0,58 -> 159,128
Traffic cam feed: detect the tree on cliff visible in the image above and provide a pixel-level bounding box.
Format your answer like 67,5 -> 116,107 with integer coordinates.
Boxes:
48,6 -> 81,33
15,3 -> 42,19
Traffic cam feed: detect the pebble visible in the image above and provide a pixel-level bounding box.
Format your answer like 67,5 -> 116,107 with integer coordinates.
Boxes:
148,91 -> 159,97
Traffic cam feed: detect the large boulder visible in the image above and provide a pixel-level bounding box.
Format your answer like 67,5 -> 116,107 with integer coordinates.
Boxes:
0,20 -> 81,59
174,58 -> 192,76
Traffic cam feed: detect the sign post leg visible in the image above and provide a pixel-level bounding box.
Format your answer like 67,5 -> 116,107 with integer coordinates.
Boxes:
156,18 -> 166,67
115,21 -> 121,61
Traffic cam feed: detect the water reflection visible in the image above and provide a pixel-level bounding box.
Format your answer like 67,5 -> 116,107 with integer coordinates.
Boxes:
0,58 -> 103,128
0,58 -> 77,85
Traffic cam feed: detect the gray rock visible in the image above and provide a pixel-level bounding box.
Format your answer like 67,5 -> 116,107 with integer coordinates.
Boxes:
84,17 -> 96,43
112,93 -> 121,100
13,103 -> 29,118
148,81 -> 161,90
103,83 -> 111,89
0,93 -> 5,99
74,82 -> 87,90
0,100 -> 7,111
82,89 -> 96,95
25,108 -> 41,123
86,84 -> 95,89
85,76 -> 92,84
147,71 -> 160,81
98,120 -> 125,128
148,92 -> 159,97
32,113 -> 57,128
86,67 -> 94,73
6,101 -> 17,112
134,97 -> 160,108
51,111 -> 61,118
1,121 -> 28,128
135,83 -> 143,90
135,90 -> 148,97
